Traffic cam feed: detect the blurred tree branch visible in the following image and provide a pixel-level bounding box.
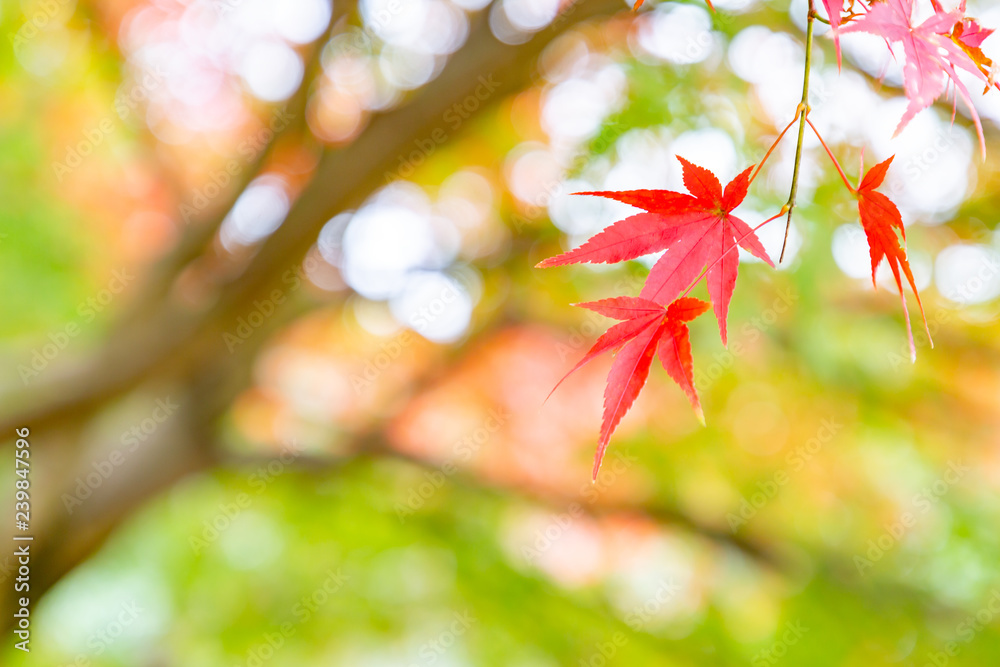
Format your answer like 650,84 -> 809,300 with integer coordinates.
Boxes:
0,0 -> 625,436
3,0 -> 637,622
116,7 -> 351,328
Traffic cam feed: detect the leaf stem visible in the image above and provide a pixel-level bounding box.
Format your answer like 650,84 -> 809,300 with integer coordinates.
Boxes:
779,0 -> 816,263
752,208 -> 788,233
749,114 -> 800,186
805,117 -> 856,193
677,208 -> 787,301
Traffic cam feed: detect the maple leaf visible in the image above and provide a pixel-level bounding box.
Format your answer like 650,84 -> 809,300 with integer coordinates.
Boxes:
949,15 -> 998,92
555,296 -> 710,479
839,0 -> 994,153
821,0 -> 844,68
538,157 -> 772,345
855,156 -> 931,361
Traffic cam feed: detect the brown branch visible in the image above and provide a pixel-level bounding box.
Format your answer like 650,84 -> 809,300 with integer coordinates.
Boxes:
0,0 -> 626,438
116,5 -> 351,328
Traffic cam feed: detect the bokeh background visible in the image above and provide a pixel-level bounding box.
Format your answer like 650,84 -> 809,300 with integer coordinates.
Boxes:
4,0 -> 1000,664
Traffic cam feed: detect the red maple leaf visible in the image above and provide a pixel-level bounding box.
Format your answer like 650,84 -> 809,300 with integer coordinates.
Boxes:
855,156 -> 931,361
948,13 -> 999,91
554,296 -> 710,479
839,0 -> 995,153
537,157 -> 773,345
821,0 -> 844,68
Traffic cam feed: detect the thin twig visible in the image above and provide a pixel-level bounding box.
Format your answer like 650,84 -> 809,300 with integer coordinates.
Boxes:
779,0 -> 817,263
